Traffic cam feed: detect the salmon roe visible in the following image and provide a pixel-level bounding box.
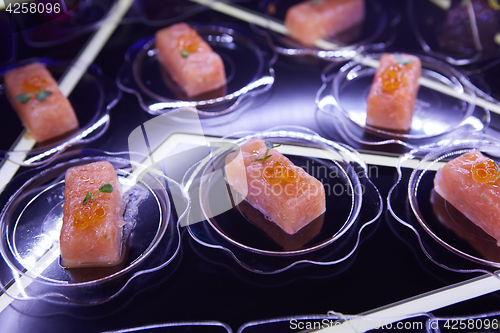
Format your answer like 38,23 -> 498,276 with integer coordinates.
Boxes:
73,201 -> 108,229
381,65 -> 406,93
471,158 -> 500,183
22,75 -> 48,93
263,161 -> 299,185
177,30 -> 201,55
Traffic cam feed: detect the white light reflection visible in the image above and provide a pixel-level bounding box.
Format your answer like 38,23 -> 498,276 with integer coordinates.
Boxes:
349,112 -> 366,125
317,49 -> 356,59
346,71 -> 359,81
149,76 -> 274,112
22,115 -> 109,165
412,118 -> 423,131
219,34 -> 233,43
423,121 -> 446,135
318,96 -> 336,111
461,116 -> 485,131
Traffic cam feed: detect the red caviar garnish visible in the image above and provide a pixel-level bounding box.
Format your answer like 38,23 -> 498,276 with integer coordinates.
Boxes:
263,161 -> 299,185
471,158 -> 500,183
73,202 -> 108,229
22,76 -> 48,93
177,30 -> 201,57
381,64 -> 407,93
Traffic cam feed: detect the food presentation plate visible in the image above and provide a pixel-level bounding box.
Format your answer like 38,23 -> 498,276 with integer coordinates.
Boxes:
317,53 -> 488,149
184,127 -> 382,273
117,24 -> 275,117
0,58 -> 121,166
122,0 -> 208,26
103,321 -> 232,333
18,0 -> 212,47
19,0 -> 114,48
388,133 -> 500,272
0,150 -> 185,305
256,0 -> 399,60
408,0 -> 500,65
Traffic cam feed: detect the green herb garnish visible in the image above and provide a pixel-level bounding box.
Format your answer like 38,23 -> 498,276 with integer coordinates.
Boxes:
35,89 -> 52,102
255,141 -> 282,162
98,183 -> 113,193
395,53 -> 414,65
311,0 -> 321,6
82,191 -> 92,205
14,93 -> 31,104
82,183 -> 114,205
14,89 -> 52,104
181,50 -> 189,58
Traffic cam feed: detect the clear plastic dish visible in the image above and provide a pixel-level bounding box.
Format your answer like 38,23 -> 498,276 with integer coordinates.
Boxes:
20,0 -> 114,48
408,0 -> 500,65
19,0 -> 212,47
117,24 -> 275,117
104,321 -> 232,333
388,133 -> 500,271
317,53 -> 488,148
122,0 -> 208,27
184,126 -> 382,273
256,0 -> 399,60
0,150 -> 185,305
0,58 -> 121,166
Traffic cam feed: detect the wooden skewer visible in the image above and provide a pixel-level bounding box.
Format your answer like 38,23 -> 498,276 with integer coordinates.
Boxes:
189,0 -> 500,116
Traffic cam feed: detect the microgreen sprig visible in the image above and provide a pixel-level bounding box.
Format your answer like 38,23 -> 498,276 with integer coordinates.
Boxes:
14,93 -> 31,104
36,89 -> 52,102
395,53 -> 414,65
82,183 -> 114,205
14,89 -> 52,104
255,141 -> 282,162
311,0 -> 321,6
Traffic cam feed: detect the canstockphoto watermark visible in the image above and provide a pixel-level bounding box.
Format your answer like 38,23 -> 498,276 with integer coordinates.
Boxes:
300,159 -> 379,180
245,159 -> 378,198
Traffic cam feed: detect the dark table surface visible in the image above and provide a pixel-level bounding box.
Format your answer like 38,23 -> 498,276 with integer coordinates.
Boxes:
2,1 -> 500,332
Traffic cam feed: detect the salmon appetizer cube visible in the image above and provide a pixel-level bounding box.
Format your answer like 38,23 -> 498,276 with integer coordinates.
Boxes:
155,23 -> 226,97
225,138 -> 326,235
238,199 -> 324,251
284,0 -> 365,47
60,161 -> 124,268
434,151 -> 500,246
431,190 -> 500,263
4,62 -> 79,142
366,53 -> 421,132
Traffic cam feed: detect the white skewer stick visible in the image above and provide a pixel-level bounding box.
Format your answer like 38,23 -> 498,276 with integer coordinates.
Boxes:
316,272 -> 500,332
